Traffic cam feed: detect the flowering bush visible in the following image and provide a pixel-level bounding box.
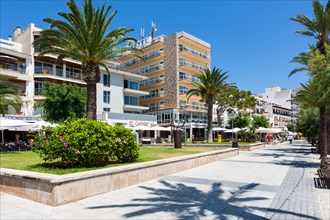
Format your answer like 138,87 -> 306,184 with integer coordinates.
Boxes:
32,118 -> 139,167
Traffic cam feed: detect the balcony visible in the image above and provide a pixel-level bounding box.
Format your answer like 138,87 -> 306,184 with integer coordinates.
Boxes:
179,58 -> 207,72
140,77 -> 164,87
0,39 -> 22,53
179,73 -> 200,84
118,50 -> 163,70
132,64 -> 164,75
179,44 -> 210,61
34,68 -> 85,84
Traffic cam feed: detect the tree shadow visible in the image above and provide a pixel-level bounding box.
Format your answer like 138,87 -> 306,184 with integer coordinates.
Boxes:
88,180 -> 319,219
273,159 -> 320,169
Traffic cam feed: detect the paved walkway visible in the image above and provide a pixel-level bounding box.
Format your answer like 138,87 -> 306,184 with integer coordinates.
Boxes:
1,141 -> 329,219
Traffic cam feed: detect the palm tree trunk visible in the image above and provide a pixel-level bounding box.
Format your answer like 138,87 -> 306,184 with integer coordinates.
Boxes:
319,105 -> 327,160
86,82 -> 97,120
83,62 -> 100,120
207,100 -> 213,143
327,114 -> 330,156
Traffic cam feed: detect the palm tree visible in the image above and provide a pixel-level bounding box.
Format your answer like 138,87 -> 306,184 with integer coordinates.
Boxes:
0,76 -> 22,116
33,0 -> 139,120
290,0 -> 330,162
187,68 -> 230,143
289,0 -> 330,54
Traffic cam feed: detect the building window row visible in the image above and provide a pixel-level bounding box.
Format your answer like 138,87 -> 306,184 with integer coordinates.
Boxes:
35,61 -> 82,80
132,63 -> 163,75
141,89 -> 164,99
179,58 -> 207,71
140,75 -> 163,87
273,109 -> 291,116
179,72 -> 200,82
179,44 -> 210,59
119,49 -> 163,69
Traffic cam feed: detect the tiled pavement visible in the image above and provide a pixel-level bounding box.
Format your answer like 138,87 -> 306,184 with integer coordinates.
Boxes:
1,140 -> 329,220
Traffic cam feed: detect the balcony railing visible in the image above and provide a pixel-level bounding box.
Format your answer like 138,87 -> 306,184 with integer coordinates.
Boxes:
132,64 -> 163,75
179,44 -> 210,59
0,39 -> 22,52
35,67 -> 82,81
118,50 -> 163,70
179,58 -> 207,71
0,61 -> 26,74
179,73 -> 200,83
140,77 -> 163,87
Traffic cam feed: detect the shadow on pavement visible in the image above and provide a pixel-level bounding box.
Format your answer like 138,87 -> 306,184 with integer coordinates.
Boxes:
88,180 -> 320,220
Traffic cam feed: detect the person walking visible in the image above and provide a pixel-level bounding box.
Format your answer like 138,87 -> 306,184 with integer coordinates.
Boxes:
288,135 -> 293,144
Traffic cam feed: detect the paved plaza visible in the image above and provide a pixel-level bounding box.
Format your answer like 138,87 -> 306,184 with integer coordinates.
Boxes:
1,141 -> 329,219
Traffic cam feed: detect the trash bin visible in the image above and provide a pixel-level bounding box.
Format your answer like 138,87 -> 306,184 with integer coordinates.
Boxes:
217,134 -> 222,143
232,140 -> 238,148
174,130 -> 182,148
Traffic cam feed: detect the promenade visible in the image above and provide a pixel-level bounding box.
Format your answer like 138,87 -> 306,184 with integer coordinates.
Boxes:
1,141 -> 329,220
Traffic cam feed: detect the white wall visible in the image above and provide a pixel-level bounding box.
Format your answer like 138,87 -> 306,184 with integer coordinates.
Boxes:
110,72 -> 124,113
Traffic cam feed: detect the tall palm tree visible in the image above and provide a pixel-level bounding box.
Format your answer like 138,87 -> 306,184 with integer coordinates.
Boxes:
290,0 -> 330,162
187,68 -> 230,143
33,0 -> 139,120
0,76 -> 22,116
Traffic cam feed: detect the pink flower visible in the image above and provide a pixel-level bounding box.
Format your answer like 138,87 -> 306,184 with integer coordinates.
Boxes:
63,143 -> 69,148
45,141 -> 49,145
60,136 -> 65,141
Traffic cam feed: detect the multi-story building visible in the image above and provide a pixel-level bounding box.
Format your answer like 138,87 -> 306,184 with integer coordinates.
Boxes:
0,23 -> 149,121
265,103 -> 292,128
119,32 -> 211,140
258,85 -> 300,124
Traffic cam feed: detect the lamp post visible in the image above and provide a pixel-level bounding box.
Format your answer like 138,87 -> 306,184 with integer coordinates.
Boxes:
227,108 -> 236,141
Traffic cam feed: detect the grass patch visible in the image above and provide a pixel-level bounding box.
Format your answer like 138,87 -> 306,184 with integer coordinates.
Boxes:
0,146 -> 226,175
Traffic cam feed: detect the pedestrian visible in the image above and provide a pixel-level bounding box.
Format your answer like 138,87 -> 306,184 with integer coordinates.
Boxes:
266,133 -> 272,144
288,135 -> 293,144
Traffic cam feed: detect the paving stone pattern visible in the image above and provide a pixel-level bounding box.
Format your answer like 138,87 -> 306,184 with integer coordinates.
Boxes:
1,141 -> 327,220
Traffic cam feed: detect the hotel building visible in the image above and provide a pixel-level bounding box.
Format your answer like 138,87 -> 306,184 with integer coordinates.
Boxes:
0,23 -> 152,124
119,32 -> 211,140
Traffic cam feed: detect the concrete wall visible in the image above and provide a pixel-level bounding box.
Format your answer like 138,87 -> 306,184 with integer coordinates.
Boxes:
0,148 -> 238,206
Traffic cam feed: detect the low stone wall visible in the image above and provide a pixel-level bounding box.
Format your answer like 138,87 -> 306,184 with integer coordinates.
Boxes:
238,143 -> 265,151
0,148 -> 238,206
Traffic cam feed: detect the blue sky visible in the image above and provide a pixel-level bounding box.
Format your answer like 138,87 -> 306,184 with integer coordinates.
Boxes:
1,0 -> 324,94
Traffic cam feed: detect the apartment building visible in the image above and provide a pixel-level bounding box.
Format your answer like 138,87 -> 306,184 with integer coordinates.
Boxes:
258,85 -> 300,124
0,23 -> 149,121
119,32 -> 211,140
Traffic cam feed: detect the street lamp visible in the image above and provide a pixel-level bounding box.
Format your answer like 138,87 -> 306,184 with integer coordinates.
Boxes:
227,108 -> 236,141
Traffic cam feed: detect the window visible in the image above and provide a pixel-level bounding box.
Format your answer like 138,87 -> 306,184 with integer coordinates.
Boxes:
124,96 -> 138,106
34,82 -> 44,95
103,74 -> 110,87
124,80 -> 138,90
103,108 -> 110,112
56,65 -> 63,77
179,86 -> 188,94
103,91 -> 110,103
179,100 -> 187,107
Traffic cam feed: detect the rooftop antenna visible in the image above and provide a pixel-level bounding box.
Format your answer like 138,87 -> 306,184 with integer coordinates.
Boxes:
150,21 -> 157,40
141,28 -> 145,39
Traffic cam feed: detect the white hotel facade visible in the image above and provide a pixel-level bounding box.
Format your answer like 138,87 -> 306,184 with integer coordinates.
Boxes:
0,23 -> 155,125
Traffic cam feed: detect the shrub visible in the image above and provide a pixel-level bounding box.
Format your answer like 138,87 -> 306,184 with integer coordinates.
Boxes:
32,118 -> 139,167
